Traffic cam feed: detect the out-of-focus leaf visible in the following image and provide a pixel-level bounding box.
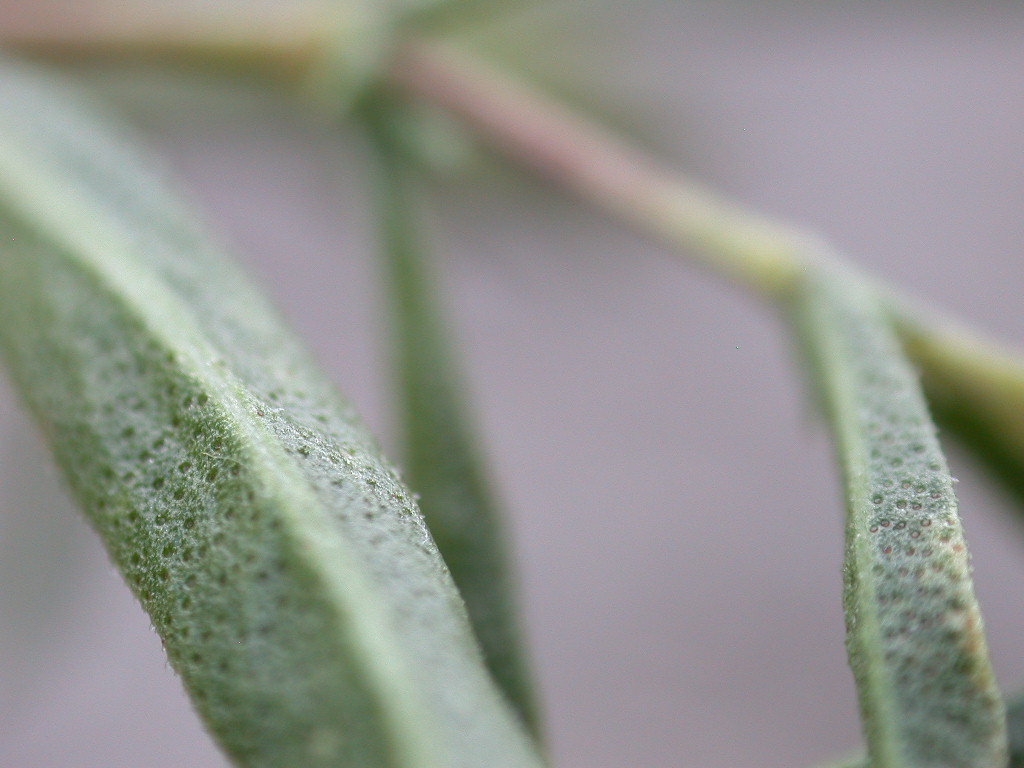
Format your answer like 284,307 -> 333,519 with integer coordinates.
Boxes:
1008,690 -> 1024,768
365,101 -> 543,740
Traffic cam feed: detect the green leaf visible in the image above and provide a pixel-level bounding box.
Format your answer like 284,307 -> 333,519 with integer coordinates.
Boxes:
890,306 -> 1024,520
791,266 -> 1007,768
0,59 -> 542,768
805,689 -> 1024,767
365,102 -> 543,740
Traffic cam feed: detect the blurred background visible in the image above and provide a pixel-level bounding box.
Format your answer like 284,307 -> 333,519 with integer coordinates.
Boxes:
2,1 -> 1024,766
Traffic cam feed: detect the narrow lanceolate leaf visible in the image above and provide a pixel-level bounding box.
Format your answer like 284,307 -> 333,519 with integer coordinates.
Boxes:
792,266 -> 1006,768
366,108 -> 543,740
0,60 -> 542,768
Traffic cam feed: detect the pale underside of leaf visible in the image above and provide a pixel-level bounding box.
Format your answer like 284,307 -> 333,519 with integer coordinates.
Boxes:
792,267 -> 1006,768
0,58 -> 541,768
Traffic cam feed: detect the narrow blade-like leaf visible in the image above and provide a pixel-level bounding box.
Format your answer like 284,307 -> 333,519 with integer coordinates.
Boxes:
0,59 -> 542,768
365,104 -> 543,739
792,267 -> 1006,768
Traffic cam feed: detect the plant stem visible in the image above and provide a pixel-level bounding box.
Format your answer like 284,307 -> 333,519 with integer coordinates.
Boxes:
2,11 -> 813,298
0,4 -> 339,82
386,39 -> 815,301
5,9 -> 1023,338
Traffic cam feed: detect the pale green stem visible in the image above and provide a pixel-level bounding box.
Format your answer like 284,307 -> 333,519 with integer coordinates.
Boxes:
1,13 -> 813,297
0,4 -> 336,81
386,39 -> 816,300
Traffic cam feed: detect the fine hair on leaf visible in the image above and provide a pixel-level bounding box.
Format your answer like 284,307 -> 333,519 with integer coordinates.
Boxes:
792,265 -> 1006,768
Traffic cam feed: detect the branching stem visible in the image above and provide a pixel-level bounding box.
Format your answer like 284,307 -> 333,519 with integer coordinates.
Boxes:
7,9 -> 1024,432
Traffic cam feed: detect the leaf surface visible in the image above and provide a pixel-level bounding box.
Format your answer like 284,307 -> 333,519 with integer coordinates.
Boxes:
793,266 -> 1006,768
890,306 -> 1024,524
0,59 -> 542,768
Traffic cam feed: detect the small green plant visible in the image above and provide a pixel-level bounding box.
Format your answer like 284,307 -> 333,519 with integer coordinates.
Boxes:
2,4 -> 1024,767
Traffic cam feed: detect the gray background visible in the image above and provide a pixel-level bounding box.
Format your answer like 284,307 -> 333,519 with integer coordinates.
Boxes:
2,2 -> 1024,766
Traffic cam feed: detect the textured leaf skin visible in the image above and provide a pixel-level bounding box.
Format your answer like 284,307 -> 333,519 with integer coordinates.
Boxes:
0,60 -> 542,768
892,309 -> 1024,522
368,109 -> 542,739
793,267 -> 1006,768
829,690 -> 1024,768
